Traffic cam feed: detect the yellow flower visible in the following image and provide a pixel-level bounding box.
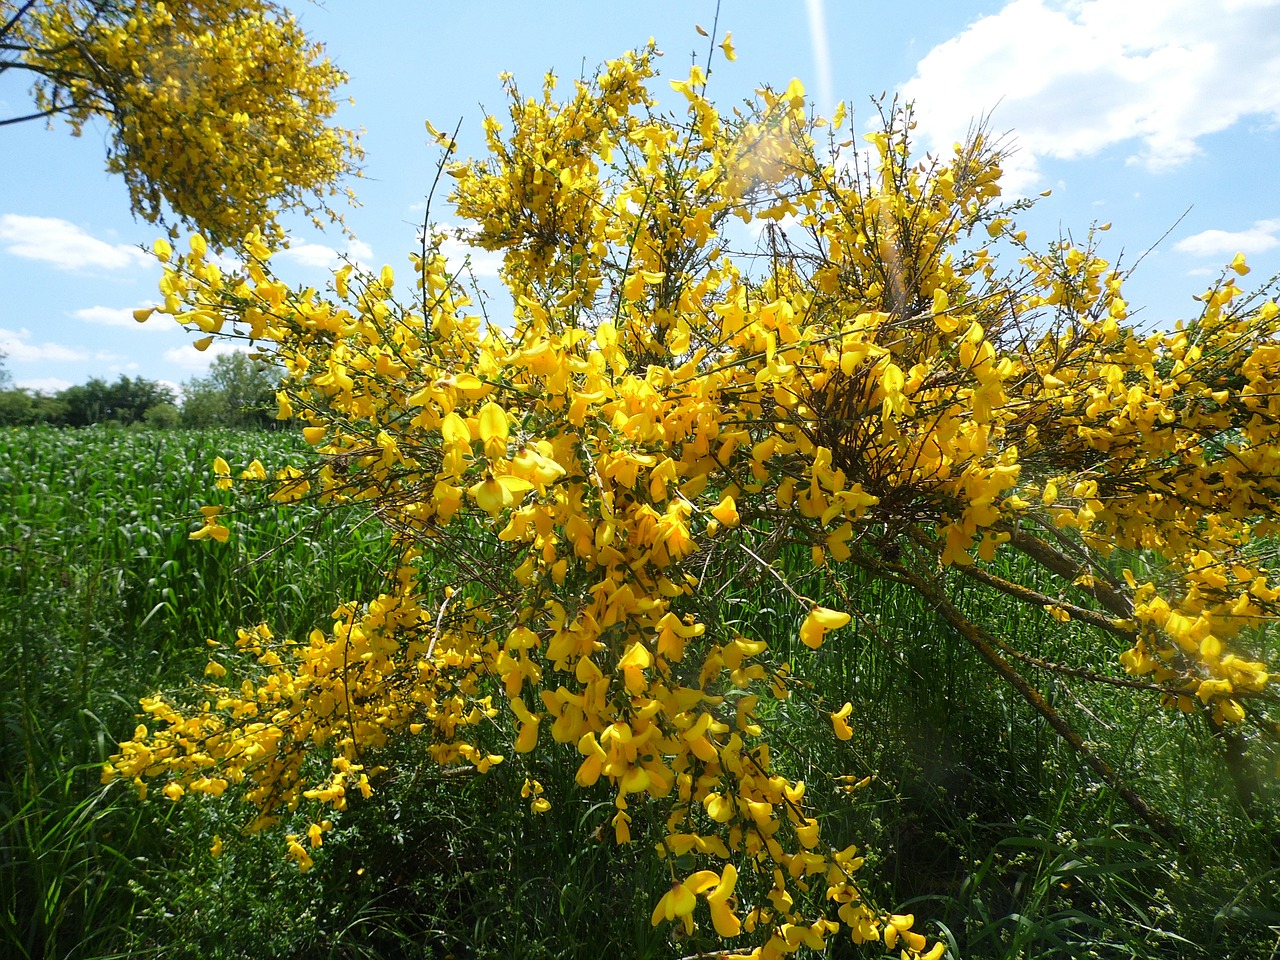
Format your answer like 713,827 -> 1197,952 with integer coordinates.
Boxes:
719,31 -> 736,62
190,507 -> 230,542
270,466 -> 311,503
576,732 -> 606,787
477,400 -> 510,457
286,835 -> 314,873
212,457 -> 232,490
618,641 -> 653,695
800,606 -> 851,649
706,864 -> 741,936
510,697 -> 540,752
468,473 -> 534,515
704,792 -> 734,823
883,913 -> 926,952
522,778 -> 551,813
710,495 -> 740,527
830,701 -> 854,741
190,524 -> 229,542
510,444 -> 566,488
650,871 -> 719,934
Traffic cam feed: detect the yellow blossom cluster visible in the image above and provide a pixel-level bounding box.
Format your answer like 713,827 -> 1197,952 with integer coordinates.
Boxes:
107,42 -> 1280,959
7,0 -> 362,247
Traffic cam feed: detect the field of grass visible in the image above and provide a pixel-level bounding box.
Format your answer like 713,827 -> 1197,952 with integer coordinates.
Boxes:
1,425 -> 1277,959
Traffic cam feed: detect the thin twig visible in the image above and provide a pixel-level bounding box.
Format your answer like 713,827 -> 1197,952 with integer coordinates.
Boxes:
426,591 -> 453,660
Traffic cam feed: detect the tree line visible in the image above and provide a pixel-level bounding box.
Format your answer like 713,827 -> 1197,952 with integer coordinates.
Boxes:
0,352 -> 281,429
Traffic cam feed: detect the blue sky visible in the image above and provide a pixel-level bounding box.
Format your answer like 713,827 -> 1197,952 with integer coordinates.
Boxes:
2,0 -> 1278,395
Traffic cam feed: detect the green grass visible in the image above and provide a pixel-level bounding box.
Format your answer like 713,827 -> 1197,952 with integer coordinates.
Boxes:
0,425 -> 390,959
1,424 -> 1277,958
768,555 -> 1280,959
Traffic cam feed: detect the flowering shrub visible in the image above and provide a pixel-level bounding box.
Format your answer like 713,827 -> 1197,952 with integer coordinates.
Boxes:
6,1 -> 361,247
109,42 -> 1280,959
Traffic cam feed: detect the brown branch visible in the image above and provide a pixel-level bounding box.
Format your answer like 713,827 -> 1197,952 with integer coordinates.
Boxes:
1006,527 -> 1134,619
981,634 -> 1192,696
0,103 -> 74,125
871,556 -> 1182,847
0,2 -> 36,44
950,558 -> 1135,639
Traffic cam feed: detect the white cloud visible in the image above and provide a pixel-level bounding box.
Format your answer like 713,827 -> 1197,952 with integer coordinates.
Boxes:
1175,218 -> 1280,257
902,0 -> 1280,193
206,249 -> 243,274
16,377 -> 73,394
0,326 -> 89,363
72,304 -> 174,333
0,214 -> 154,271
744,212 -> 806,242
278,242 -> 343,269
163,340 -> 245,375
348,240 -> 375,263
277,239 -> 374,270
436,232 -> 502,279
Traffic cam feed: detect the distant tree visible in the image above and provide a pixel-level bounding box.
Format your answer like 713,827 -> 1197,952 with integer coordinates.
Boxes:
107,376 -> 176,423
28,392 -> 68,424
0,388 -> 34,425
2,1 -> 362,248
57,375 -> 175,426
0,349 -> 23,425
54,380 -> 106,426
143,401 -> 180,429
181,352 -> 280,429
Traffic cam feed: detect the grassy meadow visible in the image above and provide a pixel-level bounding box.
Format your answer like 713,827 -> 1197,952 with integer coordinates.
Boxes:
1,424 -> 1277,959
